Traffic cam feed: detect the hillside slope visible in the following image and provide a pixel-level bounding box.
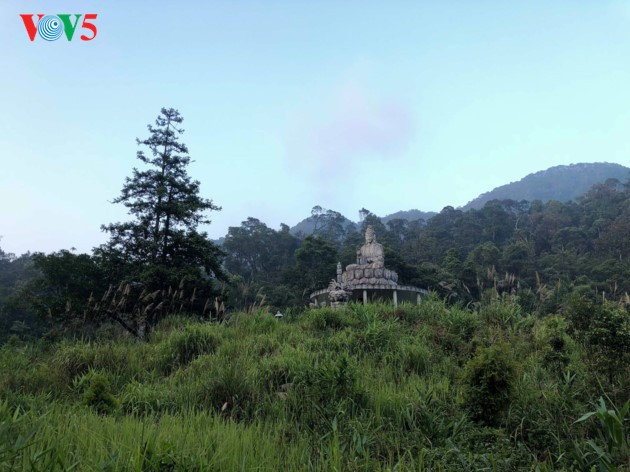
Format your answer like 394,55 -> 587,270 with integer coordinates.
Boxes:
462,162 -> 629,210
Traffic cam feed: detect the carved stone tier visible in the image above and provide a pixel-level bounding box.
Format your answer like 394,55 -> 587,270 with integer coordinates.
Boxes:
341,266 -> 398,287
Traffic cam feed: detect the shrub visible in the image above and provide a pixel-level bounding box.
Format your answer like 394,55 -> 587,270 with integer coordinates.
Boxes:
176,354 -> 256,419
572,396 -> 630,471
51,340 -> 141,389
51,342 -> 95,384
382,303 -> 421,324
535,315 -> 571,374
446,307 -> 479,343
291,354 -> 367,418
74,370 -> 119,415
257,348 -> 311,393
479,297 -> 523,329
464,343 -> 517,426
232,312 -> 279,335
586,304 -> 630,384
562,293 -> 599,337
0,345 -> 57,398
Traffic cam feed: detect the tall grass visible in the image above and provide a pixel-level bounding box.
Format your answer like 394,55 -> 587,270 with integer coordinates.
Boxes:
0,298 -> 628,470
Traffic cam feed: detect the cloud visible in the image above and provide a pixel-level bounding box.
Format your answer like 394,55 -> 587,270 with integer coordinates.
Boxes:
285,79 -> 415,181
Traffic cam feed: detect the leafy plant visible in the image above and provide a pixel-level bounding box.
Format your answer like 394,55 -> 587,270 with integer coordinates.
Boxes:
572,396 -> 630,471
464,343 -> 518,426
73,370 -> 119,415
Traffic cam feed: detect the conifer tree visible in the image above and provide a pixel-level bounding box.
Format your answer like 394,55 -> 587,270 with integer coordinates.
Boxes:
98,108 -> 225,289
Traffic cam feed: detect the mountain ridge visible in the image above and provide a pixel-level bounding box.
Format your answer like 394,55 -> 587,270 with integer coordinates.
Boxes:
283,162 -> 630,237
461,162 -> 629,211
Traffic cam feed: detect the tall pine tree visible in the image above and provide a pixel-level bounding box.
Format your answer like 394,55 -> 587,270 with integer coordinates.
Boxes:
98,108 -> 225,289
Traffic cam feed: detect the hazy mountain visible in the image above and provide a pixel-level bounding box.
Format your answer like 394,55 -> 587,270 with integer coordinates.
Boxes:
381,210 -> 437,225
289,209 -> 435,237
289,214 -> 357,237
461,162 -> 630,211
283,162 -> 629,237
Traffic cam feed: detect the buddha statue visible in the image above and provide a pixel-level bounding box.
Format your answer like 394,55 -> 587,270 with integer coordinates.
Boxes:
346,225 -> 385,270
339,226 -> 399,287
358,225 -> 385,268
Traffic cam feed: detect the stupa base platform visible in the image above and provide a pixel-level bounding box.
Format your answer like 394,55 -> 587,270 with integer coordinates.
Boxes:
310,284 -> 427,308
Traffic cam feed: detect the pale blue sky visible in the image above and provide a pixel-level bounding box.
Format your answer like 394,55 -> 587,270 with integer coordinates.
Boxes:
1,1 -> 630,255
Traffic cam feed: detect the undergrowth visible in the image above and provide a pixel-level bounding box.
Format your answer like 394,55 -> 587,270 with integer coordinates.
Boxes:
0,299 -> 628,471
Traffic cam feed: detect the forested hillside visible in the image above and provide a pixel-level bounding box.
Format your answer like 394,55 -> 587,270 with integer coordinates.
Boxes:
220,177 -> 630,314
462,162 -> 629,210
286,163 -> 628,237
2,176 -> 630,340
1,174 -> 630,470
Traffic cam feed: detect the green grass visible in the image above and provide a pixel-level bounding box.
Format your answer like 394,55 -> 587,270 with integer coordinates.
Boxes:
0,300 -> 628,471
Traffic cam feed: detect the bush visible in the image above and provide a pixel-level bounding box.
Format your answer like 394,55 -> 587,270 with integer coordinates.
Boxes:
479,297 -> 523,328
562,293 -> 599,337
535,315 -> 571,374
51,340 -> 141,389
258,348 -> 311,392
291,354 -> 367,420
572,396 -> 630,471
74,370 -> 119,415
464,343 -> 517,426
586,304 -> 630,384
176,354 -> 256,419
446,307 -> 479,343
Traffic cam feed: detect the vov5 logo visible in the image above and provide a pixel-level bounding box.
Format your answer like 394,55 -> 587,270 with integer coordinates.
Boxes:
20,14 -> 98,41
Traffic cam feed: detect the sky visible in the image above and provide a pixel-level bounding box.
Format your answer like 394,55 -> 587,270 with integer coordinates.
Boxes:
1,1 -> 630,255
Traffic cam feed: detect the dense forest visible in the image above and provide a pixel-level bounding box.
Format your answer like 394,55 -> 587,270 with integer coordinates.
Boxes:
4,173 -> 630,341
1,109 -> 629,470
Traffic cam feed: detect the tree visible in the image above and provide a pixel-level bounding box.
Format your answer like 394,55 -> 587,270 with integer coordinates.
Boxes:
0,245 -> 41,342
309,206 -> 348,243
295,236 -> 338,295
587,303 -> 630,384
94,108 -> 225,338
98,108 -> 225,289
223,218 -> 277,280
25,250 -> 104,337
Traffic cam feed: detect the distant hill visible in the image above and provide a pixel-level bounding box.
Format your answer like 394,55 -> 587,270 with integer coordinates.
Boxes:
285,163 -> 629,237
289,214 -> 357,237
212,237 -> 225,246
461,162 -> 630,211
289,209 -> 436,237
381,210 -> 437,225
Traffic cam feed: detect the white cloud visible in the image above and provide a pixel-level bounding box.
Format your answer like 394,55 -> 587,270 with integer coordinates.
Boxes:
285,76 -> 415,182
